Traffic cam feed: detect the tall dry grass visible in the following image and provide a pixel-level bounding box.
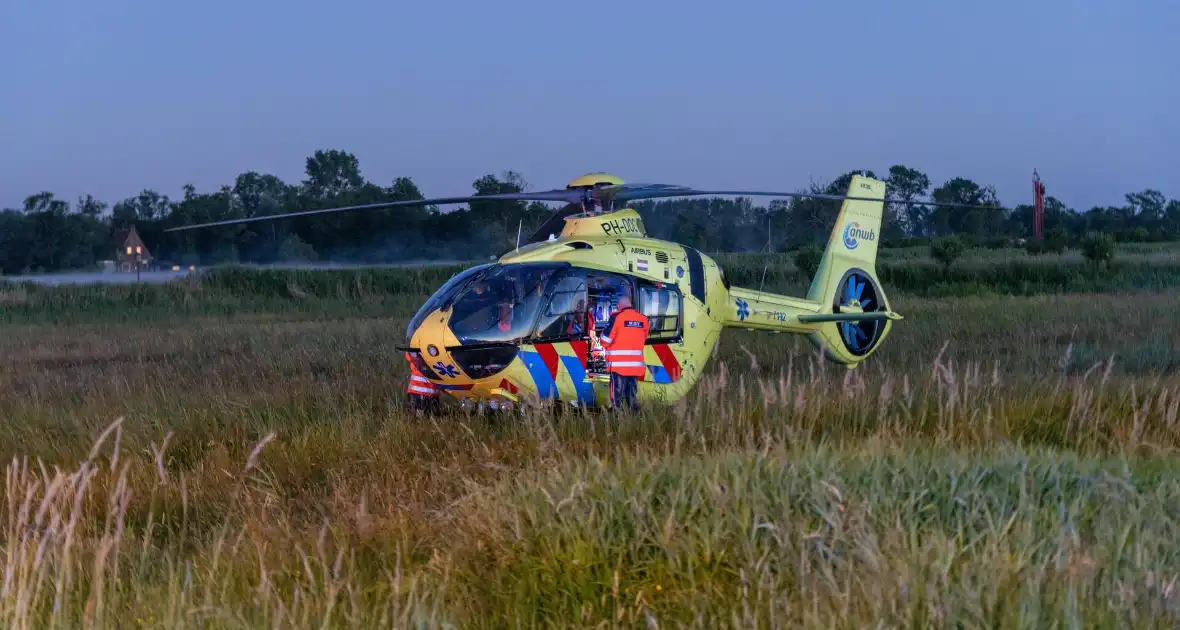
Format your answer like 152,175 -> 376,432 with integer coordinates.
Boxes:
5,357 -> 1180,627
3,269 -> 1180,626
2,418 -> 449,629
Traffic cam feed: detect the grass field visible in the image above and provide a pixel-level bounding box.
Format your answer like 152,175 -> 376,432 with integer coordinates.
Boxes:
3,253 -> 1180,628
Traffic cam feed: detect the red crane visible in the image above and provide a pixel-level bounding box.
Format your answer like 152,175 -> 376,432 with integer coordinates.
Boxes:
1033,169 -> 1046,240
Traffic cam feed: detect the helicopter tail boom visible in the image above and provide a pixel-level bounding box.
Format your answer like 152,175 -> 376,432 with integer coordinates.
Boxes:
722,286 -> 904,331
723,287 -> 820,332
722,174 -> 898,365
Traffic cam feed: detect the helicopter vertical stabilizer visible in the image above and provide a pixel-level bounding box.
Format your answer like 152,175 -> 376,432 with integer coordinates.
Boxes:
805,174 -> 885,304
800,174 -> 895,363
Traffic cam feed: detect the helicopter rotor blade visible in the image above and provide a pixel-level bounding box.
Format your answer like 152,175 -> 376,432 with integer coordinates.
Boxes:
602,183 -> 997,210
163,188 -> 585,232
165,178 -> 1001,233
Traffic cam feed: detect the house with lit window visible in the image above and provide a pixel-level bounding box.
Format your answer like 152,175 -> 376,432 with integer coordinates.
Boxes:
112,226 -> 152,272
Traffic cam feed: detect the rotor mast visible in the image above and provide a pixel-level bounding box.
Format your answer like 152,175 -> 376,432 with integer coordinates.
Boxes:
566,172 -> 626,216
555,172 -> 651,239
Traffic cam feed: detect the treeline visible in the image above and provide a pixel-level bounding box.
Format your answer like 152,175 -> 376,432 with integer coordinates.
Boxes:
1,149 -> 1177,274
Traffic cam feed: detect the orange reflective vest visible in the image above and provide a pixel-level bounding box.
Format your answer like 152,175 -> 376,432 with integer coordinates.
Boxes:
600,307 -> 649,377
406,352 -> 439,396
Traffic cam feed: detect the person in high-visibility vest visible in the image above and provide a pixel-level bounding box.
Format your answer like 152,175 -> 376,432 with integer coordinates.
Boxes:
405,352 -> 440,415
599,295 -> 648,411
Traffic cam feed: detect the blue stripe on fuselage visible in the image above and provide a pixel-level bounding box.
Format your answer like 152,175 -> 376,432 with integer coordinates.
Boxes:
519,350 -> 558,400
433,382 -> 473,390
560,355 -> 596,405
648,364 -> 672,384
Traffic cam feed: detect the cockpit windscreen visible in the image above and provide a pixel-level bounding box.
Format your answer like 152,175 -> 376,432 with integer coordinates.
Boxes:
447,263 -> 568,344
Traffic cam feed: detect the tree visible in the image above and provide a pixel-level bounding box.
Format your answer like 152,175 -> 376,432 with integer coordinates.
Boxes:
0,210 -> 35,274
930,177 -> 1001,239
470,171 -> 528,219
22,192 -> 68,215
825,170 -> 878,195
388,177 -> 425,204
227,172 -> 298,262
112,189 -> 170,226
76,195 -> 107,217
467,171 -> 544,250
778,172 -> 878,250
885,165 -> 931,237
232,172 -> 292,217
1126,190 -> 1166,222
302,149 -> 364,201
1165,200 -> 1180,236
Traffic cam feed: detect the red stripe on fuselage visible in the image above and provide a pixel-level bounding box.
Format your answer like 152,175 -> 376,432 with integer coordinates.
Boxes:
568,339 -> 589,366
652,343 -> 682,381
535,342 -> 560,380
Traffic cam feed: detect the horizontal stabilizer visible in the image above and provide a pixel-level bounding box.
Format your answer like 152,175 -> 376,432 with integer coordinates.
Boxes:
797,311 -> 903,324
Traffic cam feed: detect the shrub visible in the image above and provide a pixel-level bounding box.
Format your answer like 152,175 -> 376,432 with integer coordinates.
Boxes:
1081,232 -> 1115,266
930,236 -> 966,271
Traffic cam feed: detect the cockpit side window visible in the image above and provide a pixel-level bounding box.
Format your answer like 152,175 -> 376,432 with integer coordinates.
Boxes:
534,268 -> 589,339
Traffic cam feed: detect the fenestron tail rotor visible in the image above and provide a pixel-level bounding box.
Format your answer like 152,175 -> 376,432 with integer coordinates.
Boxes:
834,268 -> 886,356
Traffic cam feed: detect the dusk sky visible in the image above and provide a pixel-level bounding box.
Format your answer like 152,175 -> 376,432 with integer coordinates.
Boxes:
1,0 -> 1174,213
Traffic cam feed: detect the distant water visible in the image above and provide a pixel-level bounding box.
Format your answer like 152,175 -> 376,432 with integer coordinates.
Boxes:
0,260 -> 481,287
0,270 -> 196,286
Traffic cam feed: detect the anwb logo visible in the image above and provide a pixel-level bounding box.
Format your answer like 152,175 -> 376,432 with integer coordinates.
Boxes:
842,222 -> 876,250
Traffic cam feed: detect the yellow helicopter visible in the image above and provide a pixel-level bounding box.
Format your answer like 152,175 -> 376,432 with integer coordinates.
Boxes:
167,172 -> 982,410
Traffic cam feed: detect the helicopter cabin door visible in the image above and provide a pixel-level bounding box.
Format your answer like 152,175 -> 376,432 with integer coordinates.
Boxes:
531,268 -> 683,382
582,271 -> 683,380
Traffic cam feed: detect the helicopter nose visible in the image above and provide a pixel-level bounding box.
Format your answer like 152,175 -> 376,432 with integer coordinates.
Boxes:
409,308 -> 504,383
415,315 -> 518,383
409,310 -> 450,366
448,344 -> 518,379
415,317 -> 444,351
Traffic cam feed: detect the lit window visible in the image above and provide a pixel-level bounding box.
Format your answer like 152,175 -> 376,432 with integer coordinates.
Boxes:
639,284 -> 681,340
